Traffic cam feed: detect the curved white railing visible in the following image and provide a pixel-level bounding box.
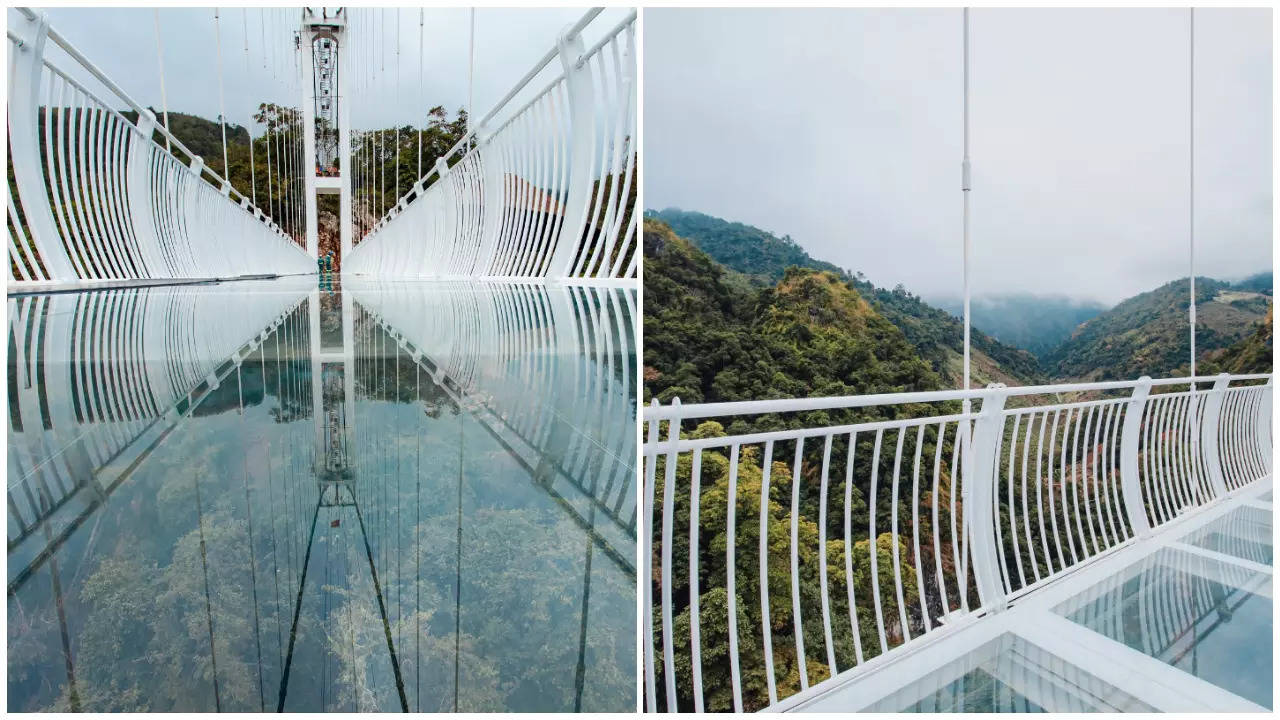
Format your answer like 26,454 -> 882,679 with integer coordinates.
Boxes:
6,9 -> 313,290
344,9 -> 638,282
640,373 -> 1272,712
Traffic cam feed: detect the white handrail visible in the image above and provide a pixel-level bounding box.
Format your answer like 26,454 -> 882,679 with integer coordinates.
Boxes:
6,8 -> 313,288
345,8 -> 638,281
641,372 -> 1272,711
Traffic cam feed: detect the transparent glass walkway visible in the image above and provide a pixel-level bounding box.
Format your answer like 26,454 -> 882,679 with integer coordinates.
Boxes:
7,277 -> 638,712
788,478 -> 1272,712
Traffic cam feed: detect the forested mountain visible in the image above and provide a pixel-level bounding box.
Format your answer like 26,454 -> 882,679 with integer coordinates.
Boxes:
932,295 -> 1106,360
1201,306 -> 1274,375
642,219 -> 941,406
1045,277 -> 1272,380
646,208 -> 1042,387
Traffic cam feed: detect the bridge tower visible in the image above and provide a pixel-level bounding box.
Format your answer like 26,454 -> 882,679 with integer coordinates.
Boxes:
300,8 -> 353,261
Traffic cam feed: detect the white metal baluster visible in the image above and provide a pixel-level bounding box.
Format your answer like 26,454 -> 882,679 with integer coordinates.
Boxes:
727,443 -> 743,712
889,428 -> 911,642
1088,403 -> 1113,549
911,424 -> 930,632
1033,411 -> 1054,576
689,449 -> 704,711
789,437 -> 808,687
867,428 -> 887,654
760,439 -> 779,705
658,403 -> 678,711
817,434 -> 838,674
994,411 -> 1014,590
641,405 -> 658,713
1079,404 -> 1102,554
1018,411 -> 1039,582
842,432 -> 864,667
931,421 -> 949,615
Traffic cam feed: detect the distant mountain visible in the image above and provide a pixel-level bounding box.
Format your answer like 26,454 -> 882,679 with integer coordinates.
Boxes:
1045,277 -> 1272,381
646,207 -> 1043,387
1228,271 -> 1273,295
932,295 -> 1107,360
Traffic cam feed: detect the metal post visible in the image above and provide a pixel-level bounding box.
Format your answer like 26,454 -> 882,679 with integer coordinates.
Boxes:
126,109 -> 162,277
1198,374 -> 1230,498
1257,378 -> 1273,464
8,11 -> 76,280
962,384 -> 1008,611
1119,377 -> 1154,537
546,23 -> 595,278
301,15 -> 320,258
338,22 -> 353,261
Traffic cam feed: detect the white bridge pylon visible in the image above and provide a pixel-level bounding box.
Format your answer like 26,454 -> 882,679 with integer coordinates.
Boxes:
300,8 -> 352,260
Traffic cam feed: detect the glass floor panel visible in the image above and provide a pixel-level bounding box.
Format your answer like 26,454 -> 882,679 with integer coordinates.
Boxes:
1179,505 -> 1272,565
861,633 -> 1154,712
1260,490 -> 1272,502
6,278 -> 638,712
1054,547 -> 1272,708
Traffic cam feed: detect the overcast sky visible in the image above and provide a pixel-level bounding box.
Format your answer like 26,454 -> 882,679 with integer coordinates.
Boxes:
34,6 -> 630,135
645,8 -> 1272,305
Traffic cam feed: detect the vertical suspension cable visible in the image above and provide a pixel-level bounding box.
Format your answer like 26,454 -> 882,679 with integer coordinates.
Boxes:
418,8 -> 424,180
468,9 -> 475,151
1189,7 -> 1197,380
152,10 -> 171,152
214,9 -> 231,183
961,7 -> 972,406
395,8 -> 401,201
245,9 -> 257,206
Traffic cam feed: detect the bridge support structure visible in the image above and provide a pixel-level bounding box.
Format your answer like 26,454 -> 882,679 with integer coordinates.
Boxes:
300,8 -> 353,261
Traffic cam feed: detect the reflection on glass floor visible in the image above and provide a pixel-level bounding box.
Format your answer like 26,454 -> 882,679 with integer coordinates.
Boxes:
1054,547 -> 1272,709
1178,505 -> 1272,566
861,633 -> 1153,712
6,277 -> 637,712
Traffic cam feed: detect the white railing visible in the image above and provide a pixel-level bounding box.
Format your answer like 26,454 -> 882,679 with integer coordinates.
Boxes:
640,373 -> 1272,712
6,9 -> 313,290
343,9 -> 637,282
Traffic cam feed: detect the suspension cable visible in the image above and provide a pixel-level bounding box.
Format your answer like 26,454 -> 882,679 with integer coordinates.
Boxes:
395,8 -> 401,200
152,10 -> 171,152
214,9 -> 230,184
244,9 -> 257,206
961,7 -> 972,406
1189,7 -> 1197,381
418,8 -> 424,180
468,8 -> 475,152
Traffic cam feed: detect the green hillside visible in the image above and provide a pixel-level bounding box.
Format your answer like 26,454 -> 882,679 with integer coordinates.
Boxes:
1200,306 -> 1274,375
1045,277 -> 1271,380
646,207 -> 1043,387
642,219 -> 941,407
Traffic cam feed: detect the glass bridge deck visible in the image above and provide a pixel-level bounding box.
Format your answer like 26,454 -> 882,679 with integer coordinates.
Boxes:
6,277 -> 638,712
786,479 -> 1273,712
